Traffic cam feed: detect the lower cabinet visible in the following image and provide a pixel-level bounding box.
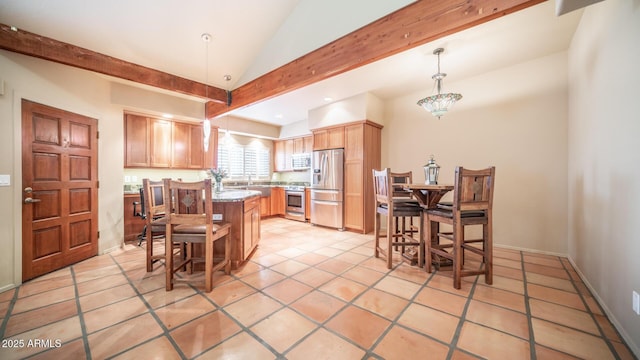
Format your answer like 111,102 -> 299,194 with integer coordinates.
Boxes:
124,194 -> 145,242
270,187 -> 285,216
260,196 -> 271,217
243,197 -> 261,259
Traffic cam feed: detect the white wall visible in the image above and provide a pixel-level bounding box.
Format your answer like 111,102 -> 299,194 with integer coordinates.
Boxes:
567,0 -> 640,353
384,51 -> 569,255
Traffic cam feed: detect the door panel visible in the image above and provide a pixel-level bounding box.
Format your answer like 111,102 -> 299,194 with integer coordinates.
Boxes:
22,99 -> 99,281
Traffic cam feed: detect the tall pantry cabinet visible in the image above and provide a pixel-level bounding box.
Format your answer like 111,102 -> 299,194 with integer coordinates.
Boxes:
312,120 -> 382,234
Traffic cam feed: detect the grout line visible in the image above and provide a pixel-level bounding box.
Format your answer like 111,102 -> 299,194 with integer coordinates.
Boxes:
521,251 -> 538,360
70,266 -> 93,360
0,286 -> 19,340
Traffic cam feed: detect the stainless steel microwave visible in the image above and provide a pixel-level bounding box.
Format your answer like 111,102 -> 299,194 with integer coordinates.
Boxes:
292,153 -> 311,170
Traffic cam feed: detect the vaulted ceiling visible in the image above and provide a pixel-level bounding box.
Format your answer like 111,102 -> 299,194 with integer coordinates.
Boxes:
0,0 -> 585,125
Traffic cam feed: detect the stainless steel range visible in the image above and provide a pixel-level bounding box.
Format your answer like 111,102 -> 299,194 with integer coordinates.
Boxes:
284,185 -> 306,222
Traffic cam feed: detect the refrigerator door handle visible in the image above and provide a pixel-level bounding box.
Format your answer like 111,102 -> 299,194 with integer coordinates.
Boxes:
313,199 -> 340,206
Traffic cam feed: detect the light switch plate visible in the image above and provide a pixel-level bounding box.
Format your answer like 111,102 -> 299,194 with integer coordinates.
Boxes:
213,214 -> 223,221
633,291 -> 639,315
0,174 -> 10,186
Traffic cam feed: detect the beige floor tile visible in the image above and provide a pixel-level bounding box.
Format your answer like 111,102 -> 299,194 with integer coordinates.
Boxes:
83,296 -> 148,333
465,300 -> 529,339
527,283 -> 586,310
389,263 -> 431,284
353,288 -> 409,321
129,273 -> 166,294
154,294 -> 216,329
493,264 -> 524,280
374,324 -> 449,360
341,265 -> 385,286
531,318 -> 615,360
610,340 -> 637,360
88,313 -> 163,359
593,314 -> 622,342
290,290 -> 347,323
427,273 -> 473,296
18,276 -> 74,298
142,285 -> 197,309
414,286 -> 467,316
232,260 -> 264,277
4,299 -> 77,337
451,349 -> 483,359
473,284 -> 526,313
0,288 -> 16,302
269,259 -> 310,276
253,253 -> 288,267
291,267 -> 336,288
457,321 -> 531,359
493,247 -> 522,261
526,272 -> 576,292
112,336 -> 182,360
251,308 -> 318,353
529,298 -> 599,335
398,303 -> 459,343
325,305 -> 390,348
374,275 -> 421,300
204,279 -> 257,306
489,275 -> 525,294
315,258 -> 355,274
0,316 -> 83,360
523,254 -> 564,267
319,276 -> 368,302
12,286 -> 76,314
0,299 -> 10,319
292,252 -> 330,266
74,264 -> 123,283
223,292 -> 283,327
286,327 -> 366,360
79,283 -> 137,312
263,278 -> 313,304
525,262 -> 570,279
494,256 -> 523,270
333,250 -> 369,265
240,268 -> 286,290
75,273 -> 129,296
198,332 -> 276,360
583,295 -> 604,315
28,338 -> 87,360
535,344 -> 582,359
170,310 -> 242,358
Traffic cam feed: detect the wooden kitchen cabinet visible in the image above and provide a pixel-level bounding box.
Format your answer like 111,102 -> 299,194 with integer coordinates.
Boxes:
124,114 -> 150,167
312,126 -> 344,150
124,112 -> 217,169
270,187 -> 285,216
260,196 -> 271,217
343,121 -> 382,233
150,118 -> 172,167
274,135 -> 312,172
123,193 -> 145,242
243,197 -> 261,259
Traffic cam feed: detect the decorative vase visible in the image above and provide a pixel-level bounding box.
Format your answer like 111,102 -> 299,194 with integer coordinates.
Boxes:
214,181 -> 223,193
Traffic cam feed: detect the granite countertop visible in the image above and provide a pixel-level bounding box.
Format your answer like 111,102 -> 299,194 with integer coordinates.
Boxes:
212,190 -> 261,202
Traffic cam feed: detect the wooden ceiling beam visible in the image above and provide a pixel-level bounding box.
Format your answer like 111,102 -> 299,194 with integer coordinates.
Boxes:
206,0 -> 544,118
0,23 -> 229,104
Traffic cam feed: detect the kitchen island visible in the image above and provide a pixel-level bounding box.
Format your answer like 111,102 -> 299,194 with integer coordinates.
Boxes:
212,190 -> 262,269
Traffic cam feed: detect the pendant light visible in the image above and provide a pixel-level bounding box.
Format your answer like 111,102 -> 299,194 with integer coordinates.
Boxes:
417,48 -> 462,119
202,33 -> 212,152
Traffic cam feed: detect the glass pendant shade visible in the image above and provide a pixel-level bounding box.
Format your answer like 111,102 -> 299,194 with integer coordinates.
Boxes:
417,48 -> 462,119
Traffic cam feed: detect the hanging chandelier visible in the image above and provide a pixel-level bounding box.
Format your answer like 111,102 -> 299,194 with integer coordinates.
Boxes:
417,48 -> 462,119
202,33 -> 212,152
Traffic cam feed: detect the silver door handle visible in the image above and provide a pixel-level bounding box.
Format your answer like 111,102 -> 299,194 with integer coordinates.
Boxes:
24,197 -> 41,204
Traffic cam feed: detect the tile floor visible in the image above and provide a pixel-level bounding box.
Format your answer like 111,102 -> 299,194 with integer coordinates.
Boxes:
0,218 -> 636,359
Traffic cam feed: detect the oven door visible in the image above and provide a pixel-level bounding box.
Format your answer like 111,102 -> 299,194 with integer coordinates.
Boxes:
285,190 -> 306,221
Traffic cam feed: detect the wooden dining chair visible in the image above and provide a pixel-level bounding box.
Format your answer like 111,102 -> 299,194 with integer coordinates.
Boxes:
141,178 -> 168,272
162,178 -> 231,292
425,166 -> 495,289
372,168 -> 424,269
390,171 -> 420,250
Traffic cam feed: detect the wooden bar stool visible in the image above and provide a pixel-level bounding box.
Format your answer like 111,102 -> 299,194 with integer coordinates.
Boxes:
425,166 -> 495,289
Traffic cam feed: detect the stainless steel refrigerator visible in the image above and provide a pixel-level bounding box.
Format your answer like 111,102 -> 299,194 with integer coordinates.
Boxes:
311,148 -> 344,230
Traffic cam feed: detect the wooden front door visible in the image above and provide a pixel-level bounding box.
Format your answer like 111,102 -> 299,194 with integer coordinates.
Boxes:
21,100 -> 99,281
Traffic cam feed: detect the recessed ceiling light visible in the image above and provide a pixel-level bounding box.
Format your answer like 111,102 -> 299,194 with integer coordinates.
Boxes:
275,114 -> 283,119
162,114 -> 173,119
324,97 -> 333,102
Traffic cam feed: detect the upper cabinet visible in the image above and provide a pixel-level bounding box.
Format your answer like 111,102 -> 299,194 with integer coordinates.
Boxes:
273,135 -> 312,172
313,126 -> 344,150
124,113 -> 217,169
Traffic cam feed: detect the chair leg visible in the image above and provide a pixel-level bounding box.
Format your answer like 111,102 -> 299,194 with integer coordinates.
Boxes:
418,211 -> 424,268
386,214 -> 393,269
374,212 -> 380,258
146,226 -> 153,272
453,222 -> 463,289
224,235 -> 231,275
485,221 -> 493,285
165,230 -> 174,291
425,215 -> 433,273
205,233 -> 213,293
